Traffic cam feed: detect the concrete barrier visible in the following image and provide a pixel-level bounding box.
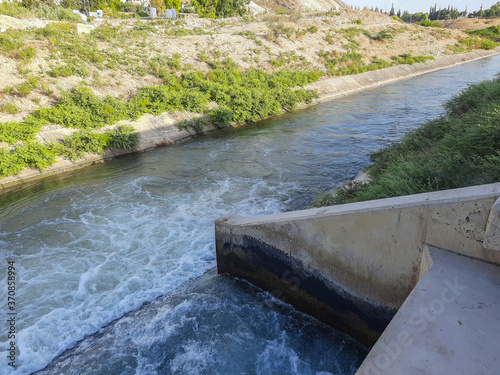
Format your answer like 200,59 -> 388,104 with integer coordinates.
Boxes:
215,183 -> 500,345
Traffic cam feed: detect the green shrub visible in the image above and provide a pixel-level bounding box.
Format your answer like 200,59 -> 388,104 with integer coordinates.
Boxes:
319,50 -> 392,76
46,87 -> 129,129
49,63 -> 89,78
0,2 -> 30,17
325,32 -> 336,44
176,116 -> 210,132
13,142 -> 59,170
390,53 -> 434,65
2,86 -> 14,95
468,25 -> 500,41
419,20 -> 443,27
0,148 -> 25,177
61,130 -> 110,161
444,78 -> 500,115
16,81 -> 35,96
107,125 -> 140,150
459,37 -> 499,50
0,68 -> 322,176
1,103 -> 19,114
235,31 -> 263,46
35,5 -> 81,21
17,46 -> 36,60
46,21 -> 73,32
192,0 -> 248,18
266,21 -> 295,41
370,30 -> 393,41
0,121 -> 41,144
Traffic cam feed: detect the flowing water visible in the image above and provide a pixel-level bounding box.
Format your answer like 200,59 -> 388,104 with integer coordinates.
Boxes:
1,56 -> 499,375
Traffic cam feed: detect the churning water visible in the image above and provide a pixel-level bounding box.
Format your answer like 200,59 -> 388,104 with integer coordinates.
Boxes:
1,55 -> 499,374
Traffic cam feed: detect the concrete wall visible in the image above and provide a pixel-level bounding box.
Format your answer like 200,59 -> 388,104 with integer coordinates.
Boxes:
215,183 -> 500,345
308,49 -> 500,103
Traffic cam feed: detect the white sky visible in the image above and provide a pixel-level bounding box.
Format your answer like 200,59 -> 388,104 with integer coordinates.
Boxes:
346,1 -> 499,14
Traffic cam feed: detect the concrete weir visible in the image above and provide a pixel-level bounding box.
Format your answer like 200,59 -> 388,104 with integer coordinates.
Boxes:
215,183 -> 500,362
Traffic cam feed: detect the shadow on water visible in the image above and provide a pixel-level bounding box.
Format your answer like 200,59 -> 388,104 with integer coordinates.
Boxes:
35,270 -> 368,375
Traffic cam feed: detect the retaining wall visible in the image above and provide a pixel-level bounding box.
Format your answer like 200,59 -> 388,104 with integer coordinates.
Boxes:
215,183 -> 500,345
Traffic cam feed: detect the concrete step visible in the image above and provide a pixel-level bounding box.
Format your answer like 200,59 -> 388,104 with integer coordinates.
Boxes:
356,245 -> 500,375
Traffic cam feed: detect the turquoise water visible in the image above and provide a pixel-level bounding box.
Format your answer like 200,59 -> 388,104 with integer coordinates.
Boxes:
1,55 -> 499,374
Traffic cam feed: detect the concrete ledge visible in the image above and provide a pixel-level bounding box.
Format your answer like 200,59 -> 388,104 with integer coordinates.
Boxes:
216,183 -> 500,345
356,245 -> 500,375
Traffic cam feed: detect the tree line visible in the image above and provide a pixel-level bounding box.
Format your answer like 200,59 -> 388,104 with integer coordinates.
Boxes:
353,2 -> 500,22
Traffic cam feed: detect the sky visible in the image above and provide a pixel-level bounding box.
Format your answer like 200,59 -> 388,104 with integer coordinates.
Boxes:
345,0 -> 499,14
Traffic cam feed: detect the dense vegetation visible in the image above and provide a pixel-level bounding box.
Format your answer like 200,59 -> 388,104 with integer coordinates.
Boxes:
388,2 -> 500,22
0,66 -> 320,177
468,25 -> 500,42
469,2 -> 500,18
192,0 -> 249,18
314,76 -> 500,207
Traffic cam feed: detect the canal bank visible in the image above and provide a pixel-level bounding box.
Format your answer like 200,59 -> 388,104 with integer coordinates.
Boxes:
1,48 -> 499,190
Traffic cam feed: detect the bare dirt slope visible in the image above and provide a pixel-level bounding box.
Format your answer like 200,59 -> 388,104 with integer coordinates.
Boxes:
253,0 -> 348,12
442,17 -> 500,31
0,7 -> 481,124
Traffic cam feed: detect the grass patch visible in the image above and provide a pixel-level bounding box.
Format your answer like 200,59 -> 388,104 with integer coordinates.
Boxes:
235,31 -> 263,46
318,50 -> 391,76
0,2 -> 30,17
0,103 -> 19,114
459,38 -> 500,50
468,25 -> 500,42
317,76 -> 500,206
390,53 -> 434,65
419,20 -> 443,28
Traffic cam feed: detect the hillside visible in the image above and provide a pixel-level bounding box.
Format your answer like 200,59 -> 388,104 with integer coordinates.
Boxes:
0,7 -> 480,124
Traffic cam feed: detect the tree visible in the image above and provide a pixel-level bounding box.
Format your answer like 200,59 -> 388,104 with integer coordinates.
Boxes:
150,0 -> 164,12
21,0 -> 55,9
389,3 -> 395,16
192,0 -> 249,18
165,0 -> 181,12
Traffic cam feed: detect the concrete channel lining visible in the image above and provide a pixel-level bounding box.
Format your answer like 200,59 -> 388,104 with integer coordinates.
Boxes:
215,182 -> 500,345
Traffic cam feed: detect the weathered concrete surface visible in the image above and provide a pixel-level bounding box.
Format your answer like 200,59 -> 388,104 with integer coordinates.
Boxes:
2,49 -> 499,190
484,197 -> 500,252
356,245 -> 500,375
216,183 -> 500,345
309,49 -> 500,103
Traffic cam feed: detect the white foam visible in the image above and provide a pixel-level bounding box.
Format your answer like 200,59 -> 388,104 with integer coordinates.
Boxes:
0,173 -> 296,374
